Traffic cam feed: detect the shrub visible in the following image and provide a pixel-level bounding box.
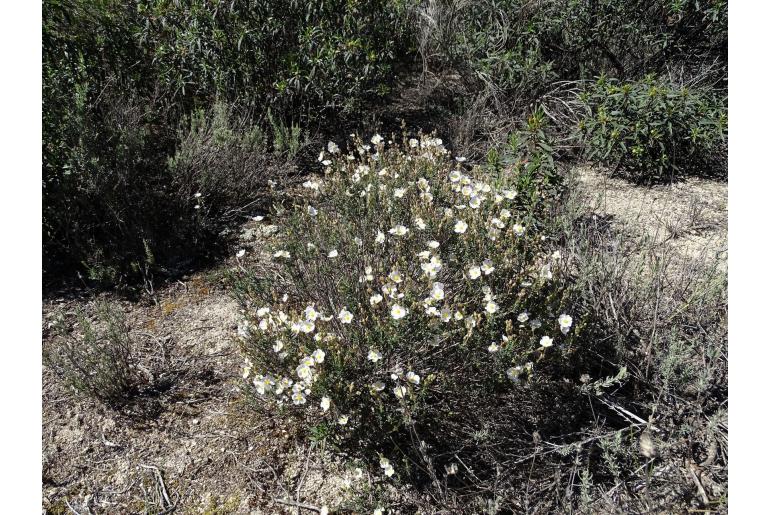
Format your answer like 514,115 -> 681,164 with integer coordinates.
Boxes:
44,303 -> 136,405
577,76 -> 727,182
43,0 -> 412,286
232,134 -> 604,506
409,0 -> 727,158
167,102 -> 303,228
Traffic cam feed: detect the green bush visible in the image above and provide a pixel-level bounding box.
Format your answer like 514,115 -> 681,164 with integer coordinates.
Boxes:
414,0 -> 727,102
231,134 -> 600,504
577,76 -> 727,182
43,0 -> 412,285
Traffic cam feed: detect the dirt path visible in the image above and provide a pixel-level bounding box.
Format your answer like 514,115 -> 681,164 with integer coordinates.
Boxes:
574,167 -> 727,270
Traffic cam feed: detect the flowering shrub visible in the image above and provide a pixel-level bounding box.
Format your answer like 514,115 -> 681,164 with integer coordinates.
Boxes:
234,134 -> 584,490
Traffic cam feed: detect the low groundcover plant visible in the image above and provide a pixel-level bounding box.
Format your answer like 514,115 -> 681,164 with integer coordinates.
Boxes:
235,134 -> 587,504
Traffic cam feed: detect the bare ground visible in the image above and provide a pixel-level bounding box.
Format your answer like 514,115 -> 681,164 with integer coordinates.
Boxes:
573,167 -> 727,271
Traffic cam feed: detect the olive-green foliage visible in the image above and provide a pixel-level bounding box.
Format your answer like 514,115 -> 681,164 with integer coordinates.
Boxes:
577,76 -> 727,182
412,0 -> 727,165
417,0 -> 727,97
43,0 -> 411,285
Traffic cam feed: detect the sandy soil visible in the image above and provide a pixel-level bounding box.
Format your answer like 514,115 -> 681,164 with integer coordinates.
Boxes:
574,167 -> 727,270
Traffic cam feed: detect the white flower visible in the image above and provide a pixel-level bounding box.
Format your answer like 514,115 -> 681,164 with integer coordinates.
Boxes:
303,180 -> 321,190
253,215 -> 264,221
512,224 -> 525,237
456,156 -> 467,162
273,250 -> 291,258
503,189 -> 517,200
328,249 -> 338,258
375,230 -> 386,244
257,306 -> 270,317
307,205 -> 318,216
370,293 -> 383,305
388,270 -> 403,283
420,256 -> 442,279
304,305 -> 318,321
273,340 -> 284,353
506,366 -> 522,381
328,141 -> 340,153
299,319 -> 315,333
371,381 -> 386,392
312,349 -> 326,364
320,506 -> 329,515
389,225 -> 409,236
409,138 -> 419,148
449,170 -> 463,182
379,457 -> 395,477
481,259 -> 495,275
373,509 -> 384,515
485,301 -> 499,314
406,371 -> 420,385
393,188 -> 407,198
320,397 -> 331,412
393,385 -> 407,399
368,348 -> 383,362
291,391 -> 307,405
414,217 -> 426,230
540,336 -> 554,348
500,209 -> 511,219
430,282 -> 445,301
296,364 -> 313,381
427,240 -> 440,249
469,195 -> 482,209
338,308 -> 354,324
371,134 -> 384,145
390,304 -> 408,320
517,312 -> 529,323
468,266 -> 482,280
454,220 -> 468,234
236,249 -> 246,258
488,342 -> 499,353
530,319 -> 542,329
363,266 -> 374,281
382,283 -> 398,298
558,314 -> 573,334
194,192 -> 202,198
